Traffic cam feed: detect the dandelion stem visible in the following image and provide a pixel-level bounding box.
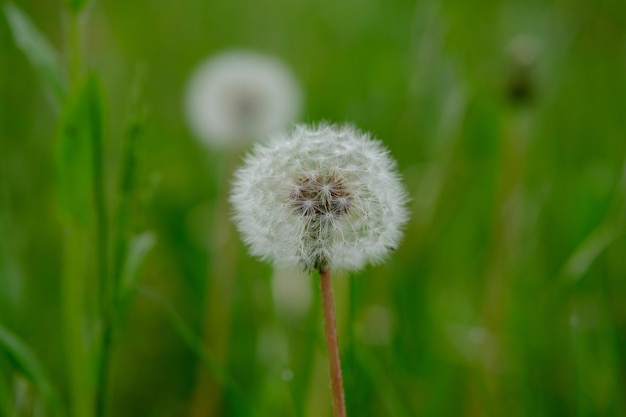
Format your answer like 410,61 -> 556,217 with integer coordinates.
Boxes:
319,268 -> 347,417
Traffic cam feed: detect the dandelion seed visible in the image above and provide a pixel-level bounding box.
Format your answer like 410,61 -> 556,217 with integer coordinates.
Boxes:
185,50 -> 302,147
230,124 -> 409,272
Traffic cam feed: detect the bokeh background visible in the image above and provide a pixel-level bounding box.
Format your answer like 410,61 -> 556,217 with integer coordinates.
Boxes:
1,0 -> 626,416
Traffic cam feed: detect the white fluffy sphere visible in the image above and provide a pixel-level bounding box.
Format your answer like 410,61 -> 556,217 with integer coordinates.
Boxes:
185,51 -> 301,147
230,124 -> 409,272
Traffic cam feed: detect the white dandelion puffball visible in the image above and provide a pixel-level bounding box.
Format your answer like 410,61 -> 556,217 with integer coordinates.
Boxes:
230,124 -> 409,272
185,50 -> 302,147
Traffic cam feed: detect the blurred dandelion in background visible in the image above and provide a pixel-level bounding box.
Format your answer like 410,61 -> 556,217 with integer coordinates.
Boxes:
505,34 -> 541,105
184,50 -> 302,147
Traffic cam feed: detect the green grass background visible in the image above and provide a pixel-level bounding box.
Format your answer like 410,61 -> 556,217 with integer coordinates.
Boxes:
1,0 -> 626,416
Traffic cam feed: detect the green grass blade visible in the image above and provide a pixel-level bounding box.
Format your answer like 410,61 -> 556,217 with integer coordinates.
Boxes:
562,159 -> 626,283
112,66 -> 148,309
0,324 -> 65,417
56,72 -> 103,224
562,225 -> 617,282
56,72 -> 105,417
3,3 -> 66,105
61,226 -> 94,417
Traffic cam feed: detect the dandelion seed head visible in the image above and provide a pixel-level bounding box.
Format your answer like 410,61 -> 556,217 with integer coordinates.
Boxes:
185,51 -> 301,147
289,173 -> 352,217
230,124 -> 409,272
505,34 -> 541,105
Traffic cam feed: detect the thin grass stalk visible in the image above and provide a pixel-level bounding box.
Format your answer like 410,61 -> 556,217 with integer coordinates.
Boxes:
62,226 -> 92,417
62,8 -> 95,417
96,73 -> 144,417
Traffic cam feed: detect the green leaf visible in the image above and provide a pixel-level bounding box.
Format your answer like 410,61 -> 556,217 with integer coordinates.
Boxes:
3,3 -> 66,105
0,324 -> 65,417
563,225 -> 617,282
56,72 -> 104,224
0,325 -> 49,398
